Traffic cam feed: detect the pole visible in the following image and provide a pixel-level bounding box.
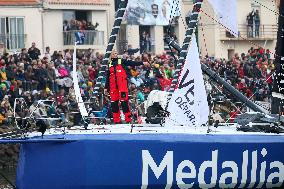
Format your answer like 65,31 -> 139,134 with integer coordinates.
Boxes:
164,37 -> 266,113
271,0 -> 284,114
93,0 -> 128,95
165,0 -> 203,110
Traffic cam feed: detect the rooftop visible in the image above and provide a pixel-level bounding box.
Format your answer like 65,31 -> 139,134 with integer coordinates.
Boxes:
46,0 -> 109,5
0,0 -> 39,6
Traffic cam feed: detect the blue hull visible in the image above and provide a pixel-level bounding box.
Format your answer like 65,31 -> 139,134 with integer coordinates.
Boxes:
16,134 -> 284,189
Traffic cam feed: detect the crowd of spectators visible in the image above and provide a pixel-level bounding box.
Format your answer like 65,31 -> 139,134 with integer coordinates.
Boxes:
0,41 -> 276,125
203,47 -> 274,102
203,47 -> 274,121
63,19 -> 99,32
63,19 -> 99,45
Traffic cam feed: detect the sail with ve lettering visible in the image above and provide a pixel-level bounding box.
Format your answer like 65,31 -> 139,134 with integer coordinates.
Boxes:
165,35 -> 209,126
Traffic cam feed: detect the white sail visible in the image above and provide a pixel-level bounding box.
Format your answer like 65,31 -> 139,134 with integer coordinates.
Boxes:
165,35 -> 209,126
72,43 -> 88,117
208,0 -> 238,37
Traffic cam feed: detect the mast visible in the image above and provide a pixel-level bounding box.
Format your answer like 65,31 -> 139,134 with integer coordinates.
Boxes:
271,0 -> 284,114
165,0 -> 203,110
93,0 -> 128,95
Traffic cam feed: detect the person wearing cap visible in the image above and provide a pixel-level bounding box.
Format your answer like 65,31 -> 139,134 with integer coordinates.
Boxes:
105,50 -> 149,124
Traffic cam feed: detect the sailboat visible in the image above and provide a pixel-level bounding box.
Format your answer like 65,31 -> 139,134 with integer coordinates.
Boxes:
1,0 -> 283,188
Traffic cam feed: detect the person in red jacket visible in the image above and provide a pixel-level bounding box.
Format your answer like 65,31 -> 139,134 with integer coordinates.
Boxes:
105,50 -> 148,124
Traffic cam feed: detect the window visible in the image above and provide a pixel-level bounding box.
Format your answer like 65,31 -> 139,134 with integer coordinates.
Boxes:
0,17 -> 24,50
63,10 -> 91,23
63,11 -> 75,22
63,10 -> 92,31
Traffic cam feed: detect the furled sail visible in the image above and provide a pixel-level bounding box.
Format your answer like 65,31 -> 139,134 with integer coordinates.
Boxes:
72,43 -> 88,117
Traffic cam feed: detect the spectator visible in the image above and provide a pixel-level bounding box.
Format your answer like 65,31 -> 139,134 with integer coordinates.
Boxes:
146,33 -> 152,52
86,22 -> 99,30
63,20 -> 70,31
47,63 -> 57,92
126,45 -> 140,56
69,19 -> 78,30
35,62 -> 48,90
19,48 -> 30,62
28,42 -> 41,60
44,46 -> 51,62
247,11 -> 254,38
254,10 -> 260,37
140,31 -> 147,53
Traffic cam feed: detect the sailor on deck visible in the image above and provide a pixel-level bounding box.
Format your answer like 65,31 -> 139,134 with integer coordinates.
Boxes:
105,50 -> 149,124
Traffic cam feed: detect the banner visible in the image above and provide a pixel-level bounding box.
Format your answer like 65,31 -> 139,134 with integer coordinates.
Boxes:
165,35 -> 209,126
126,0 -> 180,25
17,134 -> 284,189
208,0 -> 238,37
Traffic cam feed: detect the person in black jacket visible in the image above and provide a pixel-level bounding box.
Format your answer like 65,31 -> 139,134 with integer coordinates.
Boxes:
28,42 -> 41,60
126,45 -> 140,56
247,11 -> 254,38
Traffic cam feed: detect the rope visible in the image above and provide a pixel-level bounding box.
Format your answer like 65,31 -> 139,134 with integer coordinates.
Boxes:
200,9 -> 281,59
253,0 -> 284,18
224,74 -> 273,123
199,15 -> 209,56
164,0 -> 180,69
0,171 -> 16,189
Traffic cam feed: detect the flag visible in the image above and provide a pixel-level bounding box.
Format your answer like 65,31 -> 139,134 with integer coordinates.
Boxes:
165,35 -> 209,126
208,0 -> 238,37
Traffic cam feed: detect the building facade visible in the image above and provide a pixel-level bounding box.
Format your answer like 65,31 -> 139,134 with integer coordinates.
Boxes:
0,0 -> 279,59
0,0 -> 42,52
122,0 -> 278,58
0,0 -> 113,53
196,0 -> 278,59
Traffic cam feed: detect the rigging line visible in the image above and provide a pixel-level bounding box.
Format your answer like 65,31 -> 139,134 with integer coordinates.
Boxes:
178,14 -> 189,32
269,0 -> 276,8
166,0 -> 188,32
202,60 -> 246,114
166,0 -> 181,72
200,9 -> 280,59
167,0 -> 179,27
171,1 -> 188,33
253,0 -> 284,18
202,64 -> 245,116
178,12 -> 215,56
0,171 -> 16,189
199,15 -> 209,56
209,79 -> 243,115
166,0 -> 179,44
224,73 -> 274,123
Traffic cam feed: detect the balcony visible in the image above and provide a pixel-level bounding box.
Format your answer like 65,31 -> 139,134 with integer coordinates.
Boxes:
220,24 -> 277,41
63,30 -> 105,46
0,34 -> 26,50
